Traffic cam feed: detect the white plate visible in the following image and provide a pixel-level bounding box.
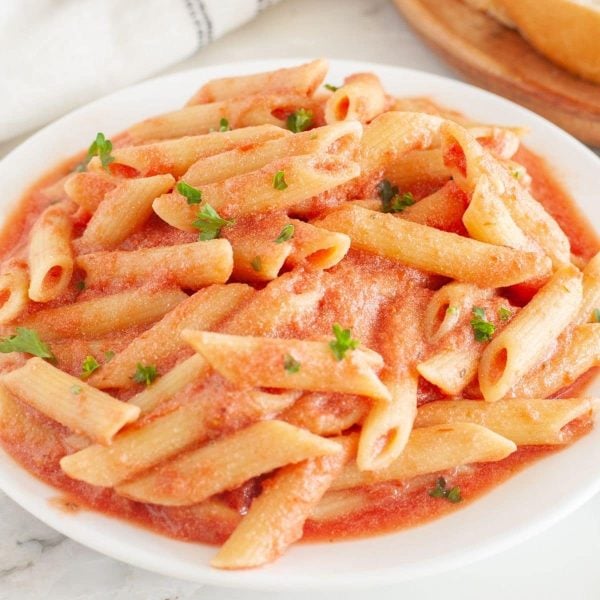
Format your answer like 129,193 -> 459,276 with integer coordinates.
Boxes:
0,59 -> 599,590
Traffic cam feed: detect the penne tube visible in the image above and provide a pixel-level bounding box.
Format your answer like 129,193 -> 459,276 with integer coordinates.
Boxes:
357,372 -> 418,471
359,111 -> 443,173
64,172 -> 116,214
19,287 -> 187,340
89,283 -> 253,389
94,125 -> 290,177
468,125 -> 521,160
383,148 -> 450,189
417,348 -> 480,396
28,205 -> 74,302
182,330 -> 392,402
414,398 -> 597,445
331,423 -> 516,491
510,324 -> 600,398
76,240 -> 233,289
479,265 -> 583,402
0,261 -> 29,324
325,73 -> 386,124
60,387 -> 297,487
187,59 -> 328,104
116,420 -> 342,506
76,174 -> 175,252
153,155 -> 360,229
286,220 -> 351,270
314,204 -> 552,287
2,358 -> 139,445
128,94 -> 319,143
181,121 -> 361,186
211,437 -> 351,569
574,252 -> 600,324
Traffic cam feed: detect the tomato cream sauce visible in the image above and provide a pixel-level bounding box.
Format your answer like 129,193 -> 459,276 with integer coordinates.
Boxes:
0,141 -> 598,547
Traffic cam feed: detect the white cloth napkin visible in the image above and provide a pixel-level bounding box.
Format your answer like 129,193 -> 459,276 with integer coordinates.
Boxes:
0,0 -> 279,142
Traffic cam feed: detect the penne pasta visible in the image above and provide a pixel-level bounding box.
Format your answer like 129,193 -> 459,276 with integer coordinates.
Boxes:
414,398 -> 597,445
479,265 -> 583,402
417,348 -> 480,396
574,251 -> 600,324
64,172 -> 116,214
2,358 -> 139,445
325,73 -> 386,124
28,204 -> 74,302
314,204 -> 551,287
182,330 -> 392,402
0,261 -> 29,324
384,148 -> 450,189
116,420 -> 341,506
76,240 -> 233,289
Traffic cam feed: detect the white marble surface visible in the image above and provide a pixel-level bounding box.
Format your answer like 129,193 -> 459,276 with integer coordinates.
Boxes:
1,0 -> 599,598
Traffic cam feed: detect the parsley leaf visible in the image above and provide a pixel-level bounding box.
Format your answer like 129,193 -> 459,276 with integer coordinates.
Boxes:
284,353 -> 301,373
593,308 -> 600,323
286,108 -> 313,133
81,355 -> 100,378
250,256 -> 262,272
77,132 -> 115,172
104,350 -> 115,362
273,170 -> 288,190
133,363 -> 158,386
177,181 -> 202,205
498,306 -> 512,321
192,204 -> 234,241
219,117 -> 230,132
329,323 -> 359,361
0,328 -> 54,360
377,179 -> 415,213
324,83 -> 339,92
446,306 -> 458,316
428,476 -> 462,503
471,306 -> 495,342
275,223 -> 295,244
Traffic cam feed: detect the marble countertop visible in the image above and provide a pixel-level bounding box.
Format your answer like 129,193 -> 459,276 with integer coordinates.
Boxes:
1,1 -> 600,598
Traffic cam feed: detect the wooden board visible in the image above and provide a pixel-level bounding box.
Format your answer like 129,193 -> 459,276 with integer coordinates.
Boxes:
393,0 -> 600,147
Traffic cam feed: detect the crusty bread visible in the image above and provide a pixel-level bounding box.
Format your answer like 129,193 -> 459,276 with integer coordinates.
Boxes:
463,0 -> 600,84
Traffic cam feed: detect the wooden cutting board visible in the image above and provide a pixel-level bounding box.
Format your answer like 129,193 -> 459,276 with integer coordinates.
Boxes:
393,0 -> 600,147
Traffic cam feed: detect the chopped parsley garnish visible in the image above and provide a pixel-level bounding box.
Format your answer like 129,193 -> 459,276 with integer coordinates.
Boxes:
428,476 -> 462,503
329,323 -> 359,361
275,223 -> 295,244
471,306 -> 495,342
219,117 -> 230,132
76,280 -> 86,292
250,256 -> 262,272
0,328 -> 54,360
192,204 -> 234,241
177,181 -> 202,205
70,384 -> 82,395
498,306 -> 512,321
286,108 -> 314,133
446,306 -> 458,316
133,363 -> 158,386
81,355 -> 100,378
284,354 -> 301,373
377,179 -> 415,213
324,83 -> 339,92
104,350 -> 115,362
273,170 -> 288,190
76,132 -> 115,172
593,308 -> 600,323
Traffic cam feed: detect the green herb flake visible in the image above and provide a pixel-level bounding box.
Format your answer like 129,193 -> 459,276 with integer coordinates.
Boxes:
446,306 -> 458,316
377,179 -> 415,213
593,308 -> 600,323
250,256 -> 262,272
219,117 -> 230,132
76,280 -> 86,292
284,353 -> 301,373
498,306 -> 512,321
470,306 -> 495,342
286,108 -> 314,133
133,363 -> 158,386
324,83 -> 339,92
0,328 -> 55,360
329,323 -> 359,361
76,132 -> 115,172
176,181 -> 202,205
104,350 -> 115,362
81,355 -> 100,378
428,476 -> 462,503
192,204 -> 234,241
70,384 -> 82,395
273,170 -> 288,191
275,223 -> 295,244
